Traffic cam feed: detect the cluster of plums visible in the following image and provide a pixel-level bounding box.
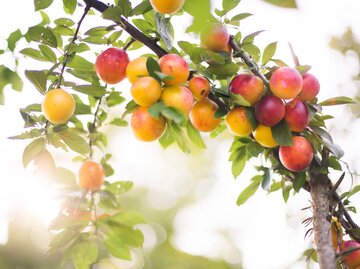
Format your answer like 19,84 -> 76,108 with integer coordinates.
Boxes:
228,66 -> 320,172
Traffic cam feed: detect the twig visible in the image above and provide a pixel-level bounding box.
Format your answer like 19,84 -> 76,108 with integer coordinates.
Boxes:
88,98 -> 102,159
56,4 -> 91,88
82,0 -> 168,57
228,36 -> 269,87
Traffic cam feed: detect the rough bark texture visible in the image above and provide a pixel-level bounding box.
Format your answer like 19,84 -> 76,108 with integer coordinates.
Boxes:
310,173 -> 336,269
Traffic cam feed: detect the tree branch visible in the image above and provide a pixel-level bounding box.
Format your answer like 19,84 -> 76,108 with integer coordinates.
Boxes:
228,36 -> 269,87
82,0 -> 168,57
310,173 -> 336,269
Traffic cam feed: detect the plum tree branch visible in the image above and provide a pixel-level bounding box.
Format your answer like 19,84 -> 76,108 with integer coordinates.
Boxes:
56,3 -> 91,88
82,0 -> 167,57
228,36 -> 269,87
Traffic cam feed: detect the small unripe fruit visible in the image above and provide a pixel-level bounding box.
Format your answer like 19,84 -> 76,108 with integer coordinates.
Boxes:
229,74 -> 265,105
161,86 -> 194,116
255,95 -> 285,127
131,107 -> 166,142
284,98 -> 309,132
190,98 -> 221,132
226,107 -> 253,137
42,89 -> 75,124
279,136 -> 313,172
298,73 -> 320,101
126,57 -> 149,83
95,48 -> 130,84
341,240 -> 360,269
158,54 -> 189,85
78,160 -> 105,191
253,125 -> 278,148
149,0 -> 185,14
188,76 -> 211,101
131,76 -> 162,107
270,67 -> 303,99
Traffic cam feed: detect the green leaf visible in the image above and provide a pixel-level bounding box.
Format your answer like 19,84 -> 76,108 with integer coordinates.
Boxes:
293,172 -> 306,192
104,238 -> 131,260
67,55 -> 94,71
159,127 -> 175,149
34,0 -> 54,11
53,25 -> 74,36
8,129 -> 42,140
71,241 -> 98,269
161,107 -> 186,124
39,45 -> 57,63
222,0 -> 241,13
110,118 -> 128,127
20,48 -> 48,62
148,101 -> 166,119
99,190 -> 119,209
261,168 -> 271,191
63,0 -> 77,14
207,61 -> 239,79
116,0 -> 132,17
329,156 -> 341,171
49,228 -> 78,252
57,129 -> 90,154
319,96 -> 355,106
130,0 -> 152,16
106,181 -> 133,196
108,211 -> 145,227
237,175 -> 262,206
230,92 -> 251,106
242,43 -> 261,62
102,6 -> 124,22
242,30 -> 265,44
263,0 -> 297,8
146,57 -> 162,81
84,26 -> 113,36
296,65 -> 312,75
272,120 -> 293,146
39,11 -> 51,26
246,141 -> 263,157
201,50 -> 225,64
54,17 -> 75,26
26,26 -> 57,48
55,167 -> 77,185
168,121 -> 191,153
73,85 -> 106,97
22,137 -> 46,167
347,185 -> 360,199
186,121 -> 206,149
25,70 -> 47,94
262,42 -> 277,65
0,65 -> 23,96
231,13 -> 253,22
230,147 -> 247,178
7,29 -> 22,51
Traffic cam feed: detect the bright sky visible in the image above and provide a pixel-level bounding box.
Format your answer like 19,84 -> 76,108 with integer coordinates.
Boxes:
0,1 -> 360,269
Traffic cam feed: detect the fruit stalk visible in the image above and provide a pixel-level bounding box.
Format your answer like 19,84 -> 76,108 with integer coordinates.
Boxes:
82,0 -> 168,57
310,173 -> 336,269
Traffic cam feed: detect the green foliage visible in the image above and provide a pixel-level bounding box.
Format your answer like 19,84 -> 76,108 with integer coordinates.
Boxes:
263,0 -> 297,8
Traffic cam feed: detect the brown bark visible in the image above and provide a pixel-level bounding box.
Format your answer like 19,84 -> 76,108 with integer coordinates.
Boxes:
310,173 -> 336,269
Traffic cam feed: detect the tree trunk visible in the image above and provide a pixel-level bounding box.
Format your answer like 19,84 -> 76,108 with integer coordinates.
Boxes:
310,173 -> 336,269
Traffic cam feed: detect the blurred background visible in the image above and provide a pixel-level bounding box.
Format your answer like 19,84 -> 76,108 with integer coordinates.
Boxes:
0,0 -> 360,269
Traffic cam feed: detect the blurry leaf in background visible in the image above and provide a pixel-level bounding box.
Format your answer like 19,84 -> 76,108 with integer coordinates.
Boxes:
263,0 -> 297,8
